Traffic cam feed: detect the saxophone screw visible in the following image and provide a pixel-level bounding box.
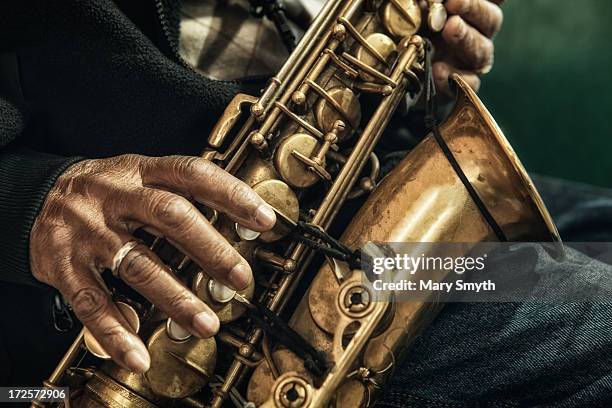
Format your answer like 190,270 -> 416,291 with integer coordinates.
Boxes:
279,381 -> 307,408
344,286 -> 371,313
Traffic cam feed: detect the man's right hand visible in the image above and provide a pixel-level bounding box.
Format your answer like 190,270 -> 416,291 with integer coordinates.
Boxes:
30,154 -> 276,373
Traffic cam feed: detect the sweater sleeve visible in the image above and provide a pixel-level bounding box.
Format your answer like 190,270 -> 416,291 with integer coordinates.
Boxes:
0,95 -> 83,287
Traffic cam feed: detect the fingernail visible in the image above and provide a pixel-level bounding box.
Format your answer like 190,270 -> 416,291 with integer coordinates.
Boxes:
193,311 -> 220,338
124,348 -> 150,373
456,18 -> 468,38
255,204 -> 276,228
228,263 -> 251,291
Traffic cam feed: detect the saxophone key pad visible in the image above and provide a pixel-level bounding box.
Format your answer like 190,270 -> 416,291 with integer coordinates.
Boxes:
166,318 -> 192,342
355,34 -> 397,82
252,179 -> 300,242
193,271 -> 254,323
381,0 -> 423,38
274,133 -> 321,188
235,222 -> 261,241
145,324 -> 217,399
314,87 -> 361,141
427,0 -> 447,32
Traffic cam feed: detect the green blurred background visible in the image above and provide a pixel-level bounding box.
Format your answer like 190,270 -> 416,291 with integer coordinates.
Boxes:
479,0 -> 612,188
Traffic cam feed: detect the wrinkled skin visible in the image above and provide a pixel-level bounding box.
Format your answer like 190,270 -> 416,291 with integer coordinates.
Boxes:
30,155 -> 276,373
422,0 -> 505,97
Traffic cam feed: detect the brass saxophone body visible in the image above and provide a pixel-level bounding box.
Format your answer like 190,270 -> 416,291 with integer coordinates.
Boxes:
40,0 -> 559,407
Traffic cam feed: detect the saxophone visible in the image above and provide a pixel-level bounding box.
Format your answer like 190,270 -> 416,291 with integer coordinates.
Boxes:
38,0 -> 560,407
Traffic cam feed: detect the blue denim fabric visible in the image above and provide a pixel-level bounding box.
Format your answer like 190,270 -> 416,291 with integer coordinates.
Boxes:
376,176 -> 612,408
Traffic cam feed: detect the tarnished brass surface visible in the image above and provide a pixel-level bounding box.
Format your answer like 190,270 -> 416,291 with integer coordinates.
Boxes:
355,33 -> 396,82
247,349 -> 311,406
43,1 -> 560,407
382,0 -> 422,38
274,133 -> 321,188
79,369 -> 157,408
252,179 -> 300,242
282,75 -> 559,407
145,325 -> 217,399
314,87 -> 361,140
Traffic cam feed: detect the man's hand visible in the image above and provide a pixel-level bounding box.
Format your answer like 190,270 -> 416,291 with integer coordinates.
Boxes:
30,155 -> 276,373
426,0 -> 505,97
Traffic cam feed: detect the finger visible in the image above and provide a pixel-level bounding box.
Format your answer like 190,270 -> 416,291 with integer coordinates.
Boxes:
140,156 -> 276,232
433,61 -> 481,98
122,188 -> 252,290
55,265 -> 150,373
115,243 -> 220,338
442,15 -> 494,70
445,0 -> 504,38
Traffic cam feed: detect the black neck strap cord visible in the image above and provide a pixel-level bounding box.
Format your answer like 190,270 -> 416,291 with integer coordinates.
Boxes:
423,41 -> 508,242
291,221 -> 364,270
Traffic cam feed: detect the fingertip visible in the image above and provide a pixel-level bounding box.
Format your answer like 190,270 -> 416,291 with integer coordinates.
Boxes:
445,0 -> 469,15
255,204 -> 276,230
227,262 -> 252,291
192,311 -> 220,338
121,335 -> 150,373
465,74 -> 482,92
442,15 -> 467,43
124,349 -> 151,373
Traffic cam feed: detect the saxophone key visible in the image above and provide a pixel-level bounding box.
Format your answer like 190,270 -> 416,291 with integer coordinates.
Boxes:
192,271 -> 254,323
382,0 -> 423,38
145,324 -> 217,399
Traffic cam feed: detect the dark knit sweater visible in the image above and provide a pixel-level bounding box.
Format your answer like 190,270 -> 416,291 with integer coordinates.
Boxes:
0,0 -> 264,287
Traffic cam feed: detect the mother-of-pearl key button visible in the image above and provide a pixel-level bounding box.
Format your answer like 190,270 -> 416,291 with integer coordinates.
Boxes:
166,318 -> 192,342
236,223 -> 261,241
208,279 -> 236,304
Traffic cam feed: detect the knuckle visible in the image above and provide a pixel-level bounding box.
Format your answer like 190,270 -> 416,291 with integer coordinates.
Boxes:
71,287 -> 108,322
153,194 -> 196,229
207,243 -> 237,273
120,251 -> 157,287
227,181 -> 253,207
99,322 -> 127,343
173,156 -> 200,177
432,63 -> 450,85
464,0 -> 475,14
168,290 -> 195,313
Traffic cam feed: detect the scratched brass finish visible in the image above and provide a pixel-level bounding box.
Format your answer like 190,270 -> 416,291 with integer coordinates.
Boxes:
314,87 -> 361,140
145,325 -> 217,399
274,133 -> 321,188
252,179 -> 300,242
355,33 -> 396,82
42,0 -> 559,407
382,0 -> 422,38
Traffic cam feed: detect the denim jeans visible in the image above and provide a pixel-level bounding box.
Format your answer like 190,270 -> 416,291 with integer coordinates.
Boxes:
377,175 -> 612,408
